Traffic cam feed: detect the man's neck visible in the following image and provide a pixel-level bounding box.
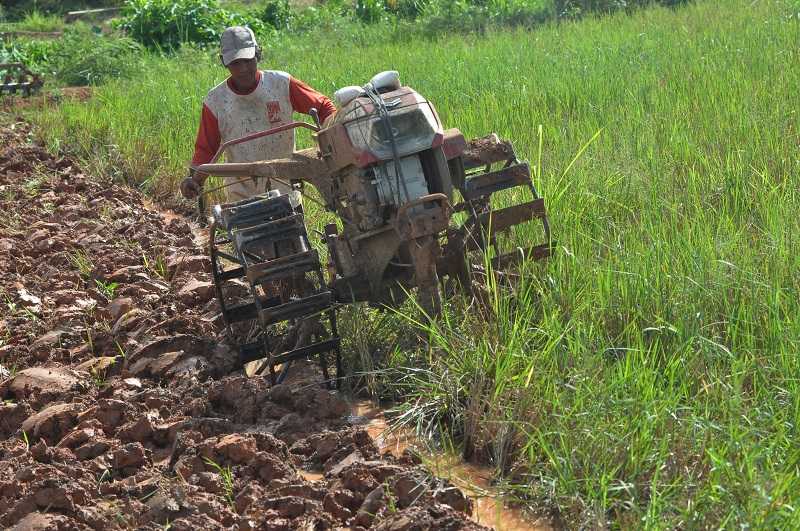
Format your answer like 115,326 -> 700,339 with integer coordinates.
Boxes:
228,70 -> 261,95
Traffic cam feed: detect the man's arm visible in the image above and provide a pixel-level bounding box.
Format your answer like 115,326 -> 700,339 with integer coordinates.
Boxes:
289,76 -> 336,124
192,103 -> 221,171
181,104 -> 220,198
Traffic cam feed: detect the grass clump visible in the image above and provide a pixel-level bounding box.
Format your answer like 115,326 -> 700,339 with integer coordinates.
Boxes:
0,10 -> 64,33
203,457 -> 235,509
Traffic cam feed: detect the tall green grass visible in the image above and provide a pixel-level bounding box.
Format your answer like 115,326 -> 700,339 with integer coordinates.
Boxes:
0,10 -> 64,32
30,0 -> 800,527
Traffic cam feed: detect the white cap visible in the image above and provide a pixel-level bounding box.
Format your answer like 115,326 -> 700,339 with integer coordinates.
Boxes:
220,26 -> 258,66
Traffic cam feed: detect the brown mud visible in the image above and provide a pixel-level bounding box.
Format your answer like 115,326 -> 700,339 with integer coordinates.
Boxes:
0,87 -> 93,113
348,402 -> 555,531
0,120 -> 491,530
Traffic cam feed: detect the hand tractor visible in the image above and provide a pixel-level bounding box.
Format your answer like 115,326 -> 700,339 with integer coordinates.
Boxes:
195,71 -> 552,387
0,62 -> 43,96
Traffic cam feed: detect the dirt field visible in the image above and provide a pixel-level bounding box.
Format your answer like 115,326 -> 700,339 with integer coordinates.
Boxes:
0,120 -> 487,530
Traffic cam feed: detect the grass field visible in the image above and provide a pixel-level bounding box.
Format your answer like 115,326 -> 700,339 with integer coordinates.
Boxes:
28,0 -> 800,527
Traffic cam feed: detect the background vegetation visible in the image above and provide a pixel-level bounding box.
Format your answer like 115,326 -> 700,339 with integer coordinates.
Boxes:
5,0 -> 800,528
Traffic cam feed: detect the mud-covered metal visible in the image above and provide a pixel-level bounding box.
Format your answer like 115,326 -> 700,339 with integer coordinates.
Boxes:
0,63 -> 44,96
209,192 -> 341,386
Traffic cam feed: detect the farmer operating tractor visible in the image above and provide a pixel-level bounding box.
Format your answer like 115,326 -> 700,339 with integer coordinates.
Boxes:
182,26 -> 552,386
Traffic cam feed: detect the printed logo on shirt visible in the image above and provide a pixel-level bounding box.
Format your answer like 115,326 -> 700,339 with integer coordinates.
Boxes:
266,101 -> 282,124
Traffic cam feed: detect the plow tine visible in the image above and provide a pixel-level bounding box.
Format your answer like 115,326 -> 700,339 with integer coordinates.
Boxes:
211,192 -> 342,388
463,162 -> 532,200
465,199 -> 547,252
492,244 -> 552,269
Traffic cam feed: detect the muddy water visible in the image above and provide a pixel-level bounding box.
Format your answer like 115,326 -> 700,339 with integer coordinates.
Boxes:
348,401 -> 553,531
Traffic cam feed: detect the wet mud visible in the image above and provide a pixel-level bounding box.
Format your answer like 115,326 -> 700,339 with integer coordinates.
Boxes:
0,120 -> 490,530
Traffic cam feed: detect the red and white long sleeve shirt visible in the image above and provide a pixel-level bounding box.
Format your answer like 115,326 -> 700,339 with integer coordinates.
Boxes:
191,70 -> 336,168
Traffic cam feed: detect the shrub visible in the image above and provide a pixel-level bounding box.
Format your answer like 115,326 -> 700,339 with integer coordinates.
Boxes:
554,0 -> 689,18
52,32 -> 143,86
118,0 -> 265,49
0,39 -> 60,72
386,0 -> 431,19
355,0 -> 387,23
0,30 -> 142,86
260,0 -> 292,30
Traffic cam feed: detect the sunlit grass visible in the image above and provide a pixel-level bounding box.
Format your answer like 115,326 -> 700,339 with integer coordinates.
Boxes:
28,0 -> 800,527
0,10 -> 64,33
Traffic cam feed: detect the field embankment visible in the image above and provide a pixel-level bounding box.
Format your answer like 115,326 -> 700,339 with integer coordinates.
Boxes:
19,0 -> 800,528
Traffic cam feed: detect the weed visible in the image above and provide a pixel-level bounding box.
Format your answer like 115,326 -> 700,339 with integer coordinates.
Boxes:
97,468 -> 112,487
18,306 -> 39,323
3,295 -> 17,315
383,483 -> 398,513
98,203 -> 114,221
114,340 -> 127,359
70,250 -> 93,280
22,174 -> 44,197
40,201 -> 56,215
95,279 -> 119,300
89,365 -> 110,389
21,430 -> 29,450
203,457 -> 235,510
142,251 -> 169,281
83,321 -> 95,354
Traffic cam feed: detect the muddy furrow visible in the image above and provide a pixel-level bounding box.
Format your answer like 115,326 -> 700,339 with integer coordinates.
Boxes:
0,121 -> 488,531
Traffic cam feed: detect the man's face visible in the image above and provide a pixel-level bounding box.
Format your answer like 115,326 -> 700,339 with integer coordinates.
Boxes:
226,57 -> 258,89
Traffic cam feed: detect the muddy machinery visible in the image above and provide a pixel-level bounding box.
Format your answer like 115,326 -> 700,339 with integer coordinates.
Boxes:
197,71 -> 552,386
0,62 -> 43,96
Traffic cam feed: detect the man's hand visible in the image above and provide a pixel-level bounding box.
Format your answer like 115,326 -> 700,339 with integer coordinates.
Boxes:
180,176 -> 201,199
180,171 -> 202,199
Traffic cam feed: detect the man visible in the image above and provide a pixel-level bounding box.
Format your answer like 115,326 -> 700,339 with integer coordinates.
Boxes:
181,26 -> 336,203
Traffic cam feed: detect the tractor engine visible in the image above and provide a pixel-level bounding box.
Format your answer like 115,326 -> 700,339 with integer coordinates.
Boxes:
317,72 -> 456,234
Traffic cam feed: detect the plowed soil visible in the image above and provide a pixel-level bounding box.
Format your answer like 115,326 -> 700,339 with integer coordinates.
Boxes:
0,120 -> 489,531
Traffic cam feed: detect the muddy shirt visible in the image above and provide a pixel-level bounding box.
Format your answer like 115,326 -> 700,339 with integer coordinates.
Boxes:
191,70 -> 335,201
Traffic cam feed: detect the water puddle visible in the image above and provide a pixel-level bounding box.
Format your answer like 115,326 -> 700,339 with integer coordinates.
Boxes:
347,400 -> 553,530
298,470 -> 325,482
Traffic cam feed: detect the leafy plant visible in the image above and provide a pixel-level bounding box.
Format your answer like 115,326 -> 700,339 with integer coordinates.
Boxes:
90,364 -> 112,388
119,0 -> 265,49
386,0 -> 430,19
260,0 -> 292,29
95,279 -> 119,300
142,251 -> 168,280
355,0 -> 387,23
